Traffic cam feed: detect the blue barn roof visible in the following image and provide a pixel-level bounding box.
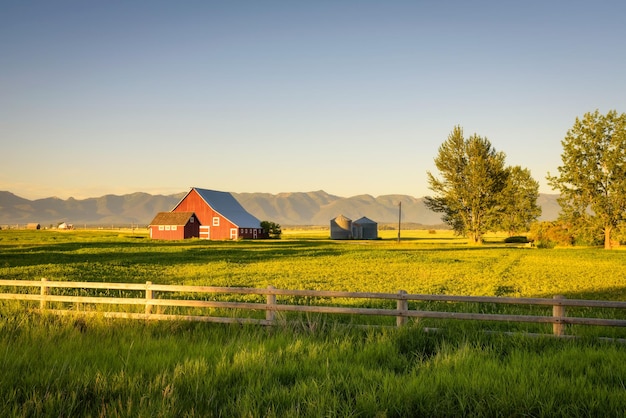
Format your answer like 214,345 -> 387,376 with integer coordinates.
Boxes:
193,188 -> 261,228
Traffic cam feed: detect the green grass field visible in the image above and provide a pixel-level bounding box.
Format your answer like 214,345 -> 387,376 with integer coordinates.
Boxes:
1,229 -> 626,417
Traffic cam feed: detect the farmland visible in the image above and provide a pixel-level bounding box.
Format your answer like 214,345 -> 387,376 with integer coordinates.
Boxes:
1,229 -> 626,416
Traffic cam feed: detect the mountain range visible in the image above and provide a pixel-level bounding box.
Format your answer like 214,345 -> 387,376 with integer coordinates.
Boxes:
0,190 -> 560,228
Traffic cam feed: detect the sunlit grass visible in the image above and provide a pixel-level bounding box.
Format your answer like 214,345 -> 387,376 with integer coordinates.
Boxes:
2,229 -> 626,416
2,229 -> 626,299
1,310 -> 626,417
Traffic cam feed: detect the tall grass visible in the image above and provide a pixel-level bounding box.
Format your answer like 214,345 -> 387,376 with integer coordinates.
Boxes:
2,309 -> 626,417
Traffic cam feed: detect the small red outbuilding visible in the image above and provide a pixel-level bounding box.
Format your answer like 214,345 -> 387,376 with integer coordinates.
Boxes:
149,212 -> 200,240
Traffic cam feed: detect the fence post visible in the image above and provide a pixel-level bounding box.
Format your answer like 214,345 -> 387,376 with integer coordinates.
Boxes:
145,281 -> 153,315
40,278 -> 48,310
266,285 -> 276,323
397,290 -> 408,327
553,295 -> 566,336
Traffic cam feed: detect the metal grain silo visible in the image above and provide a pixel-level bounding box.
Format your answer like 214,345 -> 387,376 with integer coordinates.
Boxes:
353,217 -> 378,239
330,215 -> 352,239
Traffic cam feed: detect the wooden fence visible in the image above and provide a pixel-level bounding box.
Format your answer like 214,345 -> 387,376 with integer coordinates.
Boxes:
1,278 -> 626,339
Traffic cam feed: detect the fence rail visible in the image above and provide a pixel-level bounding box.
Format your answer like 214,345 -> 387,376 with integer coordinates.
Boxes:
1,279 -> 626,339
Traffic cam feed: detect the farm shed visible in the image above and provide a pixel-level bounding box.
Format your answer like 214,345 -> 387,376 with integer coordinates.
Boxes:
352,217 -> 378,239
172,188 -> 267,240
330,215 -> 352,239
149,212 -> 199,240
27,223 -> 41,230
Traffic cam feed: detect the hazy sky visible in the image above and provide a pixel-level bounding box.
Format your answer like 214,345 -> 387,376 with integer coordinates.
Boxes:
2,1 -> 626,200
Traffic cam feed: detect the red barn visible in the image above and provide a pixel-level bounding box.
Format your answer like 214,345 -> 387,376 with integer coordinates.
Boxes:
172,188 -> 267,240
149,212 -> 200,240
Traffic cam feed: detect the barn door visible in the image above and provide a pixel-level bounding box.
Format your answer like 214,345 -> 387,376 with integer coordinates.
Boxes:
199,226 -> 210,240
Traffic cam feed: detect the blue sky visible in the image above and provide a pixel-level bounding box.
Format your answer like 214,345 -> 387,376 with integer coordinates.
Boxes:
2,1 -> 626,199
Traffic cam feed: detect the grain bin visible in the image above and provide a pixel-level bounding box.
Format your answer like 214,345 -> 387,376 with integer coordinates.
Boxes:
352,217 -> 378,239
330,215 -> 352,239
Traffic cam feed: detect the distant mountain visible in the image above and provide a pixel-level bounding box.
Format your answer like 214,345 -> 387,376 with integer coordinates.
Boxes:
0,190 -> 560,227
0,191 -> 184,227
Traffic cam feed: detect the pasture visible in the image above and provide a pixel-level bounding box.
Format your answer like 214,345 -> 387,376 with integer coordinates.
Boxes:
1,229 -> 626,416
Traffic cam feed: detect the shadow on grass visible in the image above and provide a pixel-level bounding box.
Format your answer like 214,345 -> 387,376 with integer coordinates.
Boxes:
0,238 -> 346,270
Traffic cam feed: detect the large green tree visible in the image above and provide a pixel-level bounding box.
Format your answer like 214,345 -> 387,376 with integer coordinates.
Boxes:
499,166 -> 542,236
425,126 -> 509,244
547,110 -> 626,249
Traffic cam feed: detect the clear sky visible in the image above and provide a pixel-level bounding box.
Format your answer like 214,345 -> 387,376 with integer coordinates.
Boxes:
2,1 -> 626,200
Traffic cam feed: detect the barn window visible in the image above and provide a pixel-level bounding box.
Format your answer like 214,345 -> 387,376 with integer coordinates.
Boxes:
165,225 -> 171,231
172,226 -> 177,231
159,226 -> 164,231
213,217 -> 220,226
190,217 -> 194,223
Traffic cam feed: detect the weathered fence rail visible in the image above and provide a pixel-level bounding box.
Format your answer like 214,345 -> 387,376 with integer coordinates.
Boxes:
2,279 -> 626,339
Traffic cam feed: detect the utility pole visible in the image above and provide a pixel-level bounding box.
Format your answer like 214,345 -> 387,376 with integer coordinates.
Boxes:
397,201 -> 402,243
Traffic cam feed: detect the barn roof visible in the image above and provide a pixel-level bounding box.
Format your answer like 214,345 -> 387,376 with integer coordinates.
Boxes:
354,216 -> 377,225
193,188 -> 261,228
150,212 -> 196,226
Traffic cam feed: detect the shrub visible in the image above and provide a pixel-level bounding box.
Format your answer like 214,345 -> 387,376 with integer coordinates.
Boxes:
261,221 -> 282,239
535,239 -> 556,249
504,236 -> 529,244
528,221 -> 574,248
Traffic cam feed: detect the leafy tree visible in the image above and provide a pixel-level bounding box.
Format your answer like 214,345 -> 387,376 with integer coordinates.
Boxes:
499,166 -> 541,235
260,221 -> 282,239
425,126 -> 508,244
547,110 -> 626,249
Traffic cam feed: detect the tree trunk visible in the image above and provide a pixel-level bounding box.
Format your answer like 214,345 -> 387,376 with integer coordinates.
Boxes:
604,226 -> 613,250
468,231 -> 482,245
